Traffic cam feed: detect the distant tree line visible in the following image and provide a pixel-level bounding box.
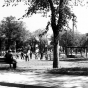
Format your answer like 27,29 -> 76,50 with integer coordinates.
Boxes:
50,30 -> 88,55
0,16 -> 49,56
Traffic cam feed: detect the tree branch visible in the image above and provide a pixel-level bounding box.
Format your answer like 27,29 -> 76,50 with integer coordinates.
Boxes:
57,0 -> 64,29
47,0 -> 57,31
39,21 -> 50,37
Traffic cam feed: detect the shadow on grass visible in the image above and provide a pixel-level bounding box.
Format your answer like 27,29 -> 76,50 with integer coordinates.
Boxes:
0,82 -> 53,88
48,67 -> 88,76
1,66 -> 88,76
0,67 -> 32,73
60,58 -> 88,61
0,67 -> 46,73
0,67 -> 10,70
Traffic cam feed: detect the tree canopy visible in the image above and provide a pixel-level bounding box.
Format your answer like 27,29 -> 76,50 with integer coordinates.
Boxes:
0,16 -> 29,51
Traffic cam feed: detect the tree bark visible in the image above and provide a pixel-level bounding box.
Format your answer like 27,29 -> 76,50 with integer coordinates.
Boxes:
53,32 -> 59,68
48,0 -> 59,68
48,0 -> 65,68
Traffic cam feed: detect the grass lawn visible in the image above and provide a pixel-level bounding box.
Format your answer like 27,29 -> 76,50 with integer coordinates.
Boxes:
13,58 -> 88,75
0,56 -> 88,75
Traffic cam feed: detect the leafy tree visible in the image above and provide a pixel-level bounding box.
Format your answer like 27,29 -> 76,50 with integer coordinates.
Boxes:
78,34 -> 87,47
26,29 -> 48,54
39,35 -> 48,60
3,0 -> 74,68
60,30 -> 75,47
0,16 -> 27,51
61,30 -> 84,48
26,34 -> 38,53
50,30 -> 74,55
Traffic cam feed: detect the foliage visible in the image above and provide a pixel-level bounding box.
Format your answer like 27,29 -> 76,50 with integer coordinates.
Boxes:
59,30 -> 82,47
25,29 -> 49,53
78,34 -> 87,47
50,30 -> 87,48
60,30 -> 74,47
39,36 -> 48,53
0,16 -> 27,50
3,0 -> 73,31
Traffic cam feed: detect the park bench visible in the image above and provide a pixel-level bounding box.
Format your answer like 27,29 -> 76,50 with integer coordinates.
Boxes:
0,57 -> 17,69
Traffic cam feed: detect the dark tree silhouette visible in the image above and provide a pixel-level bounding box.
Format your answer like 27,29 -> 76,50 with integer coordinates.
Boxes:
0,16 -> 27,51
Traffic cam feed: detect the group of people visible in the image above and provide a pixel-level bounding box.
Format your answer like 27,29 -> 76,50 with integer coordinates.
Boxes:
20,50 -> 32,61
19,48 -> 52,61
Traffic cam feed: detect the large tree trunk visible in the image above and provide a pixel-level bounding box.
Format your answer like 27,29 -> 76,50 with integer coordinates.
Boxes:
53,32 -> 59,68
48,0 -> 63,68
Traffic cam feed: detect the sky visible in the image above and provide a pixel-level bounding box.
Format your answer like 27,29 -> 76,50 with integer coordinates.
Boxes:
72,5 -> 88,34
0,1 -> 88,34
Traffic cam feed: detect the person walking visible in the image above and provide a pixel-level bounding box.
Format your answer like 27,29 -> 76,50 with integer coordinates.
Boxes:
35,48 -> 39,59
27,50 -> 30,59
25,53 -> 29,61
21,52 -> 24,59
30,50 -> 32,59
